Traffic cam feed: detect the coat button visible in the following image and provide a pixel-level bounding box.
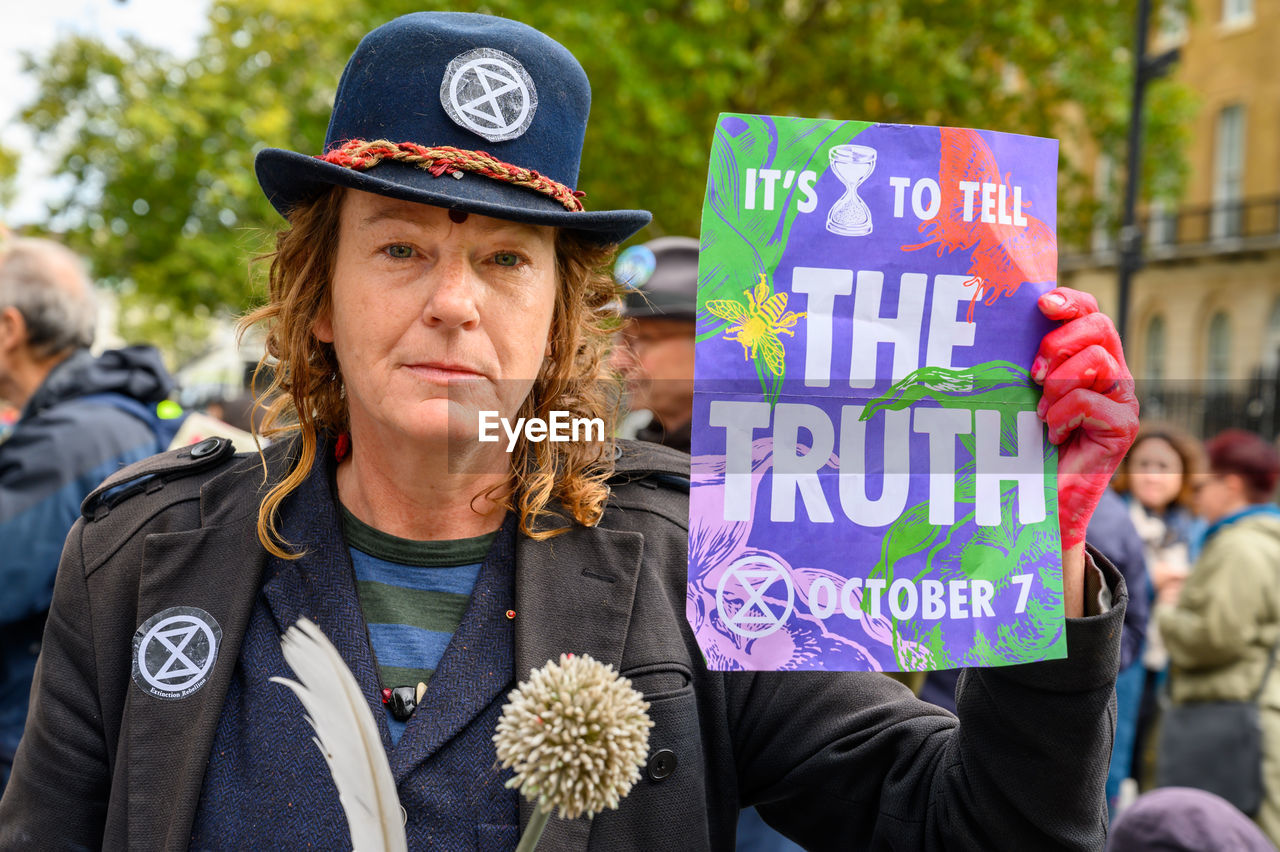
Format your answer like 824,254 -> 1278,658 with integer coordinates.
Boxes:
648,748 -> 677,781
189,437 -> 221,458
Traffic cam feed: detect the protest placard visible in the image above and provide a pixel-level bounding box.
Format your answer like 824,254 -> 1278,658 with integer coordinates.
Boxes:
689,114 -> 1062,672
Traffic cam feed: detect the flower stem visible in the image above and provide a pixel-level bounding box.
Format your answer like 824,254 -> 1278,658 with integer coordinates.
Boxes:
516,808 -> 551,852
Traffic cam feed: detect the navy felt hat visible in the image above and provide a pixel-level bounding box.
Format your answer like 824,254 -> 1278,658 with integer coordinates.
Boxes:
255,12 -> 651,244
614,236 -> 699,320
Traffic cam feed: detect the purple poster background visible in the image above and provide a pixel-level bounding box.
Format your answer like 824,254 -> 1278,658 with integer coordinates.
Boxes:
689,115 -> 1064,672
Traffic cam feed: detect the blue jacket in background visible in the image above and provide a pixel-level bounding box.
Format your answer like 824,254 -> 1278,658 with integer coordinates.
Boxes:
0,345 -> 180,786
1085,487 -> 1149,669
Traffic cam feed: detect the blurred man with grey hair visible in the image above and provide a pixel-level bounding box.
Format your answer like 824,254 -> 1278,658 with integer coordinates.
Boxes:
0,238 -> 181,792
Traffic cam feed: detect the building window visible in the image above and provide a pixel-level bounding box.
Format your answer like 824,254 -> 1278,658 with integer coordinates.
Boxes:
1212,105 -> 1245,239
1207,311 -> 1232,386
1222,0 -> 1253,26
1092,154 -> 1114,252
1147,198 -> 1177,247
1264,300 -> 1280,373
1144,315 -> 1166,385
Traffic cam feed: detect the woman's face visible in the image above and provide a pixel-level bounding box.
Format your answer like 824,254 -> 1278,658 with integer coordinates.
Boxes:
1127,436 -> 1184,511
314,189 -> 558,448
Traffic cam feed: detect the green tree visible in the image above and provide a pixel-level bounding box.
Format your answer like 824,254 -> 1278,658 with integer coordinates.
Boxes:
18,0 -> 1191,350
0,140 -> 19,215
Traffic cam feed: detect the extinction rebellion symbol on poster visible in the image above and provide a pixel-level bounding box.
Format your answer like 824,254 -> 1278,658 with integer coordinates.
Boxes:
688,114 -> 1063,672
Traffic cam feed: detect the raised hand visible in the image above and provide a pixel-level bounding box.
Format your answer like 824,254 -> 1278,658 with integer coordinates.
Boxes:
1031,288 -> 1139,611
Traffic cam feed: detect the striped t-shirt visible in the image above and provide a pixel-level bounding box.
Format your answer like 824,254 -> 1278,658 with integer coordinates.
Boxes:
341,506 -> 496,744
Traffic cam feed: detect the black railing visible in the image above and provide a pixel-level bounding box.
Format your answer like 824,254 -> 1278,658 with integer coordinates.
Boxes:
1146,196 -> 1280,247
1138,376 -> 1280,442
1064,195 -> 1280,267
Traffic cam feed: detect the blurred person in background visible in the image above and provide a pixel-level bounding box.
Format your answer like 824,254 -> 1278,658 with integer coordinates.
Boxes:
0,238 -> 181,793
1111,424 -> 1206,791
1107,787 -> 1278,852
610,236 -> 697,452
212,389 -> 264,434
1086,487 -> 1150,814
1158,429 -> 1280,843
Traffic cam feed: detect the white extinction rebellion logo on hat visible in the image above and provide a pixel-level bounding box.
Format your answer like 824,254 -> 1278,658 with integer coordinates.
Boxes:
441,48 -> 538,143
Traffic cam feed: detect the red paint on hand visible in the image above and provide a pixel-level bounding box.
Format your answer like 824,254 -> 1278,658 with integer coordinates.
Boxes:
1033,287 -> 1139,551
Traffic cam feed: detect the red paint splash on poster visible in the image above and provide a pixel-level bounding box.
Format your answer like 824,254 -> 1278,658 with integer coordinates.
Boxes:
903,128 -> 1057,322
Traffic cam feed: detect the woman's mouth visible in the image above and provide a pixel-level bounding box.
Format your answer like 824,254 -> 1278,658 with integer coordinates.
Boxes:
405,362 -> 486,383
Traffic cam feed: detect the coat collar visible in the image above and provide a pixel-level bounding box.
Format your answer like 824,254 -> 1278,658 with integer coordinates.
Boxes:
1203,502 -> 1280,546
254,444 -> 392,747
252,444 -> 525,782
513,518 -> 646,848
128,450 -> 270,849
129,438 -> 652,851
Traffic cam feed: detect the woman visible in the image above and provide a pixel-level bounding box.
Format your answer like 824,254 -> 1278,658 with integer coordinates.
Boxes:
1114,425 -> 1204,613
1111,423 -> 1204,790
0,12 -> 1139,851
1159,429 -> 1280,844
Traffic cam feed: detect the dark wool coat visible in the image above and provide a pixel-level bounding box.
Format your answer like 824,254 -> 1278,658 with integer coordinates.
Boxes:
188,448 -> 522,849
0,437 -> 1126,851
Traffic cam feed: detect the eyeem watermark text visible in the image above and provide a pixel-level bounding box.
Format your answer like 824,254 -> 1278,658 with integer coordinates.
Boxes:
478,410 -> 606,452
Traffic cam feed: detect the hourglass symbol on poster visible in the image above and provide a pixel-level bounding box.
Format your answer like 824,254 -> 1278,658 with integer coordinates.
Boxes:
826,144 -> 877,236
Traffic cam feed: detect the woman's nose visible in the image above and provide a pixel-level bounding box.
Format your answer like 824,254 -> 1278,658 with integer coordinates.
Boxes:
422,258 -> 481,328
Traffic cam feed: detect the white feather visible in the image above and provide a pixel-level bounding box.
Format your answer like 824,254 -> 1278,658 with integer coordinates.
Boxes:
270,617 -> 408,852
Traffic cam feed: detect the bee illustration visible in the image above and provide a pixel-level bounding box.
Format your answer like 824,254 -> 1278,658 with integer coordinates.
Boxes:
706,274 -> 806,377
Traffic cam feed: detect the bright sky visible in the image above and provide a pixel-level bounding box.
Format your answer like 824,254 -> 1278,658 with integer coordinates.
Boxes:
2,0 -> 210,225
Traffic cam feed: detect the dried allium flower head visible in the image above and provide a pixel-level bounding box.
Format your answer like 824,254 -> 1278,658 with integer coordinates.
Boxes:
494,653 -> 654,821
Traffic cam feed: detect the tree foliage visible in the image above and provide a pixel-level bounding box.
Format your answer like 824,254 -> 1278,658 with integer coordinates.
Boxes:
0,141 -> 19,211
16,0 -> 1191,353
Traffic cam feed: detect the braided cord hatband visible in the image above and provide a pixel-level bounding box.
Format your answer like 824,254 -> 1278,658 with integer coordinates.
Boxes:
318,139 -> 586,212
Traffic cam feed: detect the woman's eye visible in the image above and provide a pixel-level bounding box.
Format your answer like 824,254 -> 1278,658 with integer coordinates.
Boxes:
385,244 -> 414,259
493,252 -> 521,267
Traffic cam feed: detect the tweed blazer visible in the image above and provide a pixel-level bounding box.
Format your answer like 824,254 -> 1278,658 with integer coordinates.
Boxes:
0,437 -> 1126,851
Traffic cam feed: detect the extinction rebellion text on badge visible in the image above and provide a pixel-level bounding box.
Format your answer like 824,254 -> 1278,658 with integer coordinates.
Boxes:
131,606 -> 222,701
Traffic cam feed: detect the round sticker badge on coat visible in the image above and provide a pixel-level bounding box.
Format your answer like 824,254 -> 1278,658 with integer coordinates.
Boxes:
440,47 -> 538,142
131,606 -> 222,700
